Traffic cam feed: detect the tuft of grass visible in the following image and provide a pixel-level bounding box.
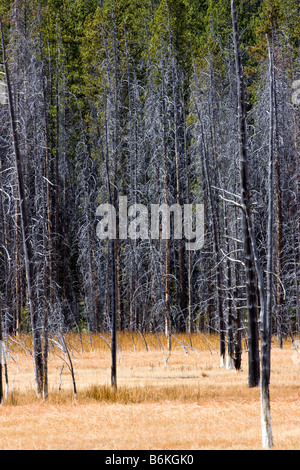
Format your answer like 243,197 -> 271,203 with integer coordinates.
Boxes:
84,384 -> 144,403
7,392 -> 19,406
83,383 -> 205,404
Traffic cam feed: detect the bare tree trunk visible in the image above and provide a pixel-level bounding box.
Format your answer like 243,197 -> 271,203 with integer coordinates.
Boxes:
104,95 -> 118,391
38,12 -> 51,400
14,187 -> 21,335
233,203 -> 242,371
271,53 -> 284,347
231,0 -> 260,388
0,296 -> 3,404
100,6 -> 119,391
192,56 -> 225,362
162,76 -> 172,352
110,238 -> 118,391
199,119 -> 225,366
172,76 -> 187,332
259,36 -> 275,450
1,16 -> 44,396
224,206 -> 234,369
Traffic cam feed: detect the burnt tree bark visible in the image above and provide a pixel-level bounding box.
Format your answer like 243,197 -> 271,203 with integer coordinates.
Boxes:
231,0 -> 260,388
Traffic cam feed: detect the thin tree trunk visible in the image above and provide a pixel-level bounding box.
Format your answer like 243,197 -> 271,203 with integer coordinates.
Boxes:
259,36 -> 275,450
0,296 -> 3,404
272,54 -> 284,347
162,76 -> 172,352
172,75 -> 187,332
231,0 -> 260,388
233,203 -> 242,371
192,58 -> 225,362
199,119 -> 225,366
224,206 -> 234,369
1,16 -> 44,396
104,94 -> 118,391
38,11 -> 51,399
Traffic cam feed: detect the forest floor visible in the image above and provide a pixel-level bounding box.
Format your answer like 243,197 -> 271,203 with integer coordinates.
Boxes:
0,333 -> 299,450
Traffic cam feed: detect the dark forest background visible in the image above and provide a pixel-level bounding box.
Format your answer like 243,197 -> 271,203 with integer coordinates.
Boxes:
0,0 -> 299,354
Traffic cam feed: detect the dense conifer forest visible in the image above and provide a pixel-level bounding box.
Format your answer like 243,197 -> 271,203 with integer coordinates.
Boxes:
0,0 -> 299,413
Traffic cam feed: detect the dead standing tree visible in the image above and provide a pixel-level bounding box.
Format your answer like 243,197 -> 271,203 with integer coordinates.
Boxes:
99,6 -> 120,391
230,0 -> 260,389
259,35 -> 275,450
231,0 -> 274,448
0,296 -> 3,404
0,15 -> 44,397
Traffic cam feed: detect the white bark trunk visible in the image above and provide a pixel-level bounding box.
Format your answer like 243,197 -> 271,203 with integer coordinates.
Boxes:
226,356 -> 234,370
261,392 -> 273,449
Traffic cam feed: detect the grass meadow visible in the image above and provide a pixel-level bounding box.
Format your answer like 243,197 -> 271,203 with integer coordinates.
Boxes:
0,332 -> 299,450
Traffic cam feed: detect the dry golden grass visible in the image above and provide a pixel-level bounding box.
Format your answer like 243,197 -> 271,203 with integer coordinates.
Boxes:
0,332 -> 299,450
